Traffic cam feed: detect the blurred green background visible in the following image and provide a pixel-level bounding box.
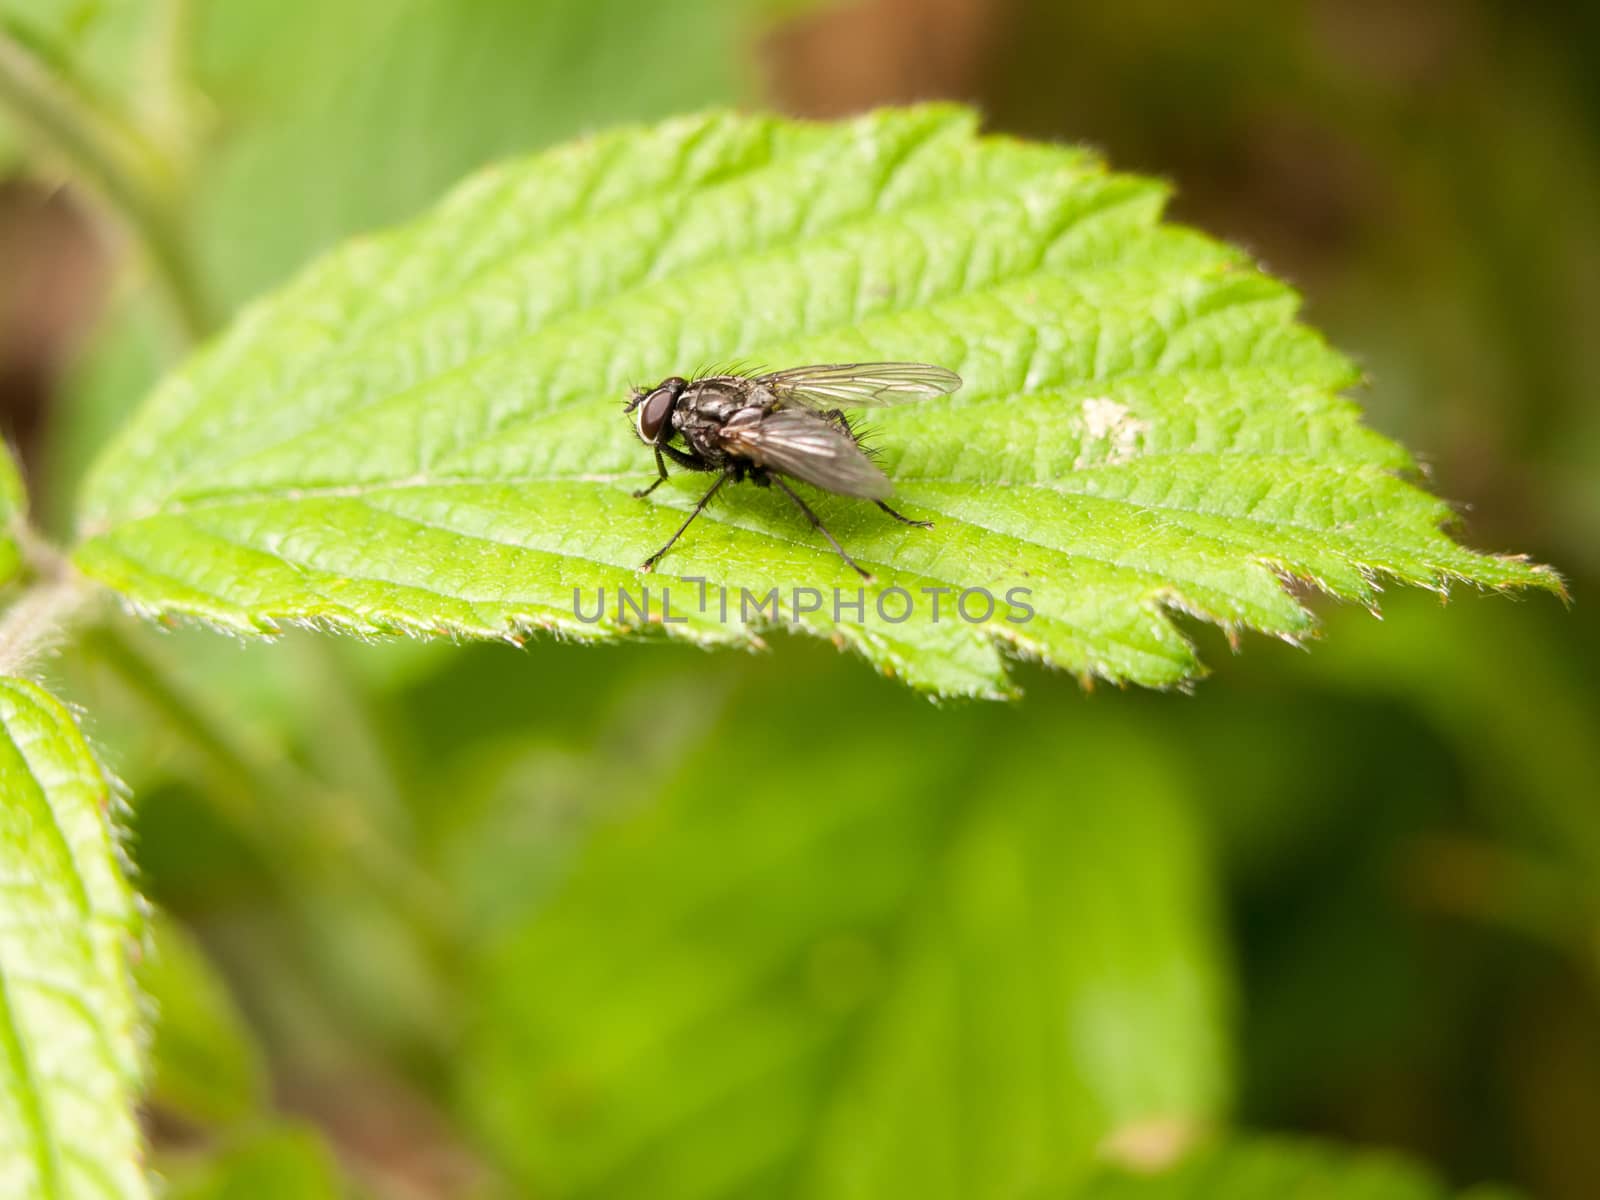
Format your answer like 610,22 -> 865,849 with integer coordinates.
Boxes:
2,1 -> 1595,1197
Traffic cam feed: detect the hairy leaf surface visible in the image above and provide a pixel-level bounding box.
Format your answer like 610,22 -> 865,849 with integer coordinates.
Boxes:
73,107 -> 1558,696
0,678 -> 146,1200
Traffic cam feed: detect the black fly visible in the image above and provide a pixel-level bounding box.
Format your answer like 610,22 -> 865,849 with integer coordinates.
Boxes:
624,362 -> 962,579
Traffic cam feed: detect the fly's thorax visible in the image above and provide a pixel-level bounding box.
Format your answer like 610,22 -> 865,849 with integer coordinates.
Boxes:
675,405 -> 731,463
683,379 -> 757,423
746,382 -> 780,409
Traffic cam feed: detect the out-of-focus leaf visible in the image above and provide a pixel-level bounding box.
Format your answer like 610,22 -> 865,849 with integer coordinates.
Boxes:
0,439 -> 24,585
0,676 -> 146,1200
464,675 -> 1231,1197
190,0 -> 794,308
1298,595 -> 1600,880
1059,1136 -> 1517,1199
41,301 -> 172,539
160,1126 -> 341,1200
137,912 -> 265,1128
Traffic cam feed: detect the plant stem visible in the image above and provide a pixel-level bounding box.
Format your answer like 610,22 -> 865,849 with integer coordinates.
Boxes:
143,0 -> 197,153
80,618 -> 462,1063
0,574 -> 89,675
0,531 -> 94,676
0,29 -> 216,340
81,620 -> 456,947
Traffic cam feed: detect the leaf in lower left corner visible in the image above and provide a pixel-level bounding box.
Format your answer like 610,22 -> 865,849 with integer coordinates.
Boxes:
0,676 -> 147,1200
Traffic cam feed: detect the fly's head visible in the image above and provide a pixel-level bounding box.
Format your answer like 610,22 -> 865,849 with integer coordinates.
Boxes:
627,377 -> 687,446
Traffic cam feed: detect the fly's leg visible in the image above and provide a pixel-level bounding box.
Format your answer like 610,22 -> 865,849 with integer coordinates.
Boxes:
770,476 -> 873,581
874,499 -> 932,529
641,471 -> 729,572
823,410 -> 934,532
633,447 -> 670,499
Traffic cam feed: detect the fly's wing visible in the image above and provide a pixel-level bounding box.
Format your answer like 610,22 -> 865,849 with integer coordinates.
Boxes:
719,410 -> 893,499
755,362 -> 961,412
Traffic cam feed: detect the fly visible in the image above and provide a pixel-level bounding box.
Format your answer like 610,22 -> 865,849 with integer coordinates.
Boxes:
624,362 -> 962,579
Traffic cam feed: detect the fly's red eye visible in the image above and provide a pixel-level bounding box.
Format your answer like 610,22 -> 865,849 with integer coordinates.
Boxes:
637,380 -> 683,443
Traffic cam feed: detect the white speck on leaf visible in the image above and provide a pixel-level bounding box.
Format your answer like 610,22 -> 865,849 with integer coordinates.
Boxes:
1075,397 -> 1150,468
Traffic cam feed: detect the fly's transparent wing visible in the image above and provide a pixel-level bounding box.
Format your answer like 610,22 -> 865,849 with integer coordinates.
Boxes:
719,410 -> 892,499
755,362 -> 961,411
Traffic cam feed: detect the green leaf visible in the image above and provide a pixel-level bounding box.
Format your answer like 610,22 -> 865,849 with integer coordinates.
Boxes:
0,676 -> 147,1200
72,107 -> 1559,697
1297,594 -> 1600,880
463,685 -> 1231,1197
159,1126 -> 341,1200
1061,1136 -> 1517,1199
0,440 -> 23,587
189,0 -> 798,307
137,913 -> 265,1129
